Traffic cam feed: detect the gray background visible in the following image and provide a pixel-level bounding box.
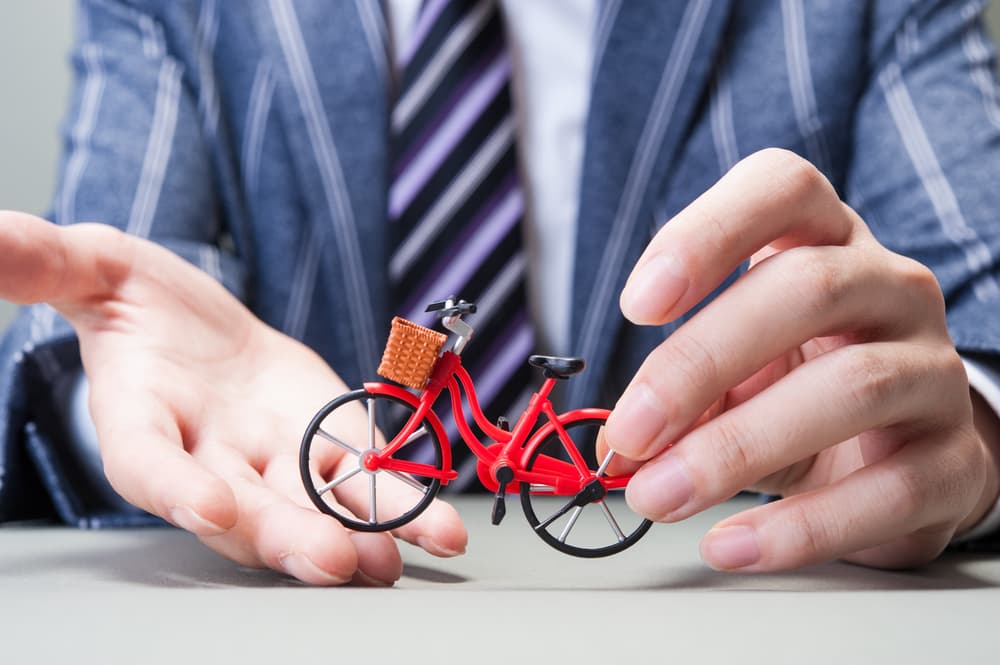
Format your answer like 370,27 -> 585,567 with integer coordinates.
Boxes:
3,2 -> 1000,331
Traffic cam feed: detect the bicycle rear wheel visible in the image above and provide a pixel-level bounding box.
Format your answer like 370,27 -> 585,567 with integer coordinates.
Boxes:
520,416 -> 651,557
300,389 -> 444,532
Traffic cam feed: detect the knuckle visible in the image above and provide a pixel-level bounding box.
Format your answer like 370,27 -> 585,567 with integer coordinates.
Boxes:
787,248 -> 844,314
837,347 -> 898,415
942,435 -> 985,514
883,463 -> 928,519
79,223 -> 134,291
707,417 -> 753,486
783,502 -> 839,562
662,330 -> 720,396
936,349 -> 969,395
749,148 -> 830,202
893,256 -> 946,314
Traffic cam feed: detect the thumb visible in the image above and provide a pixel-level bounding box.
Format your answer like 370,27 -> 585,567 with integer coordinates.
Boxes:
0,211 -> 132,308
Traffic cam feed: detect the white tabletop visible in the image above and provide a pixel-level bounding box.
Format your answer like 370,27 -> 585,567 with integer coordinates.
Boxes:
2,496 -> 999,664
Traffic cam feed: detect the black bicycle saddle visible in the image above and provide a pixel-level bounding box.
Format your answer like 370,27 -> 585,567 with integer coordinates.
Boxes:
528,355 -> 585,380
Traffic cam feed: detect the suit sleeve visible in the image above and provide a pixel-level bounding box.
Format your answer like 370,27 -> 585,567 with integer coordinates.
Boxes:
0,0 -> 245,526
845,0 -> 1000,547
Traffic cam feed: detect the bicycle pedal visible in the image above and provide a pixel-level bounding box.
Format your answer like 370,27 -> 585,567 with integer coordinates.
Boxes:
491,491 -> 506,525
496,416 -> 510,431
491,465 -> 515,525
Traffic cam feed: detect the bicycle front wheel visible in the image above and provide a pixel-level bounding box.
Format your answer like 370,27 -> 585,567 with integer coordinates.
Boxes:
300,389 -> 444,532
520,416 -> 652,557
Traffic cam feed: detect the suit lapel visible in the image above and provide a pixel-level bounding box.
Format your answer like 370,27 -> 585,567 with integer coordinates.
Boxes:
249,0 -> 391,380
567,0 -> 733,408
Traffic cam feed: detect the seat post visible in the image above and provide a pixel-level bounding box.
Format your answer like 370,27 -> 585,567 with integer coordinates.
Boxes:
535,377 -> 558,400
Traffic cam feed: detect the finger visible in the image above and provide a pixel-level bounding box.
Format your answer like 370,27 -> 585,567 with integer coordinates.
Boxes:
0,212 -> 132,306
262,453 -> 403,586
606,244 -> 945,459
199,468 -> 365,586
620,149 -> 863,326
328,453 -> 468,558
623,341 -> 968,522
596,404 -> 724,478
90,386 -> 238,535
697,433 -> 982,572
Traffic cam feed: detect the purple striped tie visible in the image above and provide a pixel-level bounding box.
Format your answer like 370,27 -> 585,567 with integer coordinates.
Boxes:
389,0 -> 533,489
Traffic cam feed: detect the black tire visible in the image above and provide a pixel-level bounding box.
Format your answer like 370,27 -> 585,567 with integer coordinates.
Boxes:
300,388 -> 443,532
520,417 -> 652,557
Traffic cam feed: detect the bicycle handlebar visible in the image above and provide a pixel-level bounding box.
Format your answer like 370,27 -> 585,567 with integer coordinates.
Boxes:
425,296 -> 477,318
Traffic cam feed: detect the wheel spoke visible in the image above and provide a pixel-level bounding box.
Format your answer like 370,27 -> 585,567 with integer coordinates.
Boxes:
558,505 -> 584,543
367,398 -> 378,524
396,424 -> 428,451
535,495 -> 579,532
316,466 -> 363,495
317,428 -> 362,457
595,449 -> 616,477
367,398 -> 376,448
386,469 -> 429,492
599,500 -> 626,543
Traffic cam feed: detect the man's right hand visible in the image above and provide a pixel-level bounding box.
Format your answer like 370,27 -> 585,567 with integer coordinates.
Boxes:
0,211 -> 467,585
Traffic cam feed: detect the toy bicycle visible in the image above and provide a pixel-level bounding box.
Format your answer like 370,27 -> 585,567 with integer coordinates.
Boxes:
300,297 -> 652,557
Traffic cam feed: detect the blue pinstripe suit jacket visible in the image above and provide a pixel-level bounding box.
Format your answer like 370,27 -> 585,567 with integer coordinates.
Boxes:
3,0 -> 1000,529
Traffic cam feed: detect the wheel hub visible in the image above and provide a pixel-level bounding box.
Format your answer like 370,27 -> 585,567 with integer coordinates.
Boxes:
360,449 -> 380,473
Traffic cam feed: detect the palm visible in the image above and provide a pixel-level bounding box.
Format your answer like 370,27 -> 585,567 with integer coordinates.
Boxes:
0,213 -> 466,584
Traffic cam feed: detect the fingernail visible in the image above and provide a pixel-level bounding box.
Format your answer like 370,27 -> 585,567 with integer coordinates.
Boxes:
169,505 -> 227,536
354,569 -> 395,588
279,553 -> 350,585
626,455 -> 694,520
621,254 -> 688,324
606,382 -> 668,459
417,535 -> 465,557
701,525 -> 761,570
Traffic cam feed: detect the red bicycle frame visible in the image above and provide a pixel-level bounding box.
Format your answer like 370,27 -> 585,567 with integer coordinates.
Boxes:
361,351 -> 627,496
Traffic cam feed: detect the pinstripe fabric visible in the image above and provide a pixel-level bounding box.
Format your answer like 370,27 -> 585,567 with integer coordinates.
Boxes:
354,0 -> 390,88
195,0 -> 220,140
568,0 -> 722,409
709,51 -> 739,176
1,0 -> 999,536
268,0 -> 381,376
781,0 -> 832,175
241,59 -> 276,201
962,2 -> 1000,129
127,60 -> 182,239
58,44 -> 105,227
879,62 -> 1000,302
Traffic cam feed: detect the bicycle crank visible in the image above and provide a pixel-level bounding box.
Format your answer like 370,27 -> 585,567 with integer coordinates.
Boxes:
533,479 -> 607,532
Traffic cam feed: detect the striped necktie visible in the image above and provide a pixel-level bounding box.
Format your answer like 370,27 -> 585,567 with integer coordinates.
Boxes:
389,0 -> 533,489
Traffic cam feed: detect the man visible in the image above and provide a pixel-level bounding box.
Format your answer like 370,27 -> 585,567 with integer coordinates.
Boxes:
1,0 -> 999,585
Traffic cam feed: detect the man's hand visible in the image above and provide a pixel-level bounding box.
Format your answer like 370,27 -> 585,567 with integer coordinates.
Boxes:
603,149 -> 1000,572
0,211 -> 466,585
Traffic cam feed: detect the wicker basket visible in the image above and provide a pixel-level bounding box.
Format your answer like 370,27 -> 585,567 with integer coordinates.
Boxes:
377,317 -> 448,389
